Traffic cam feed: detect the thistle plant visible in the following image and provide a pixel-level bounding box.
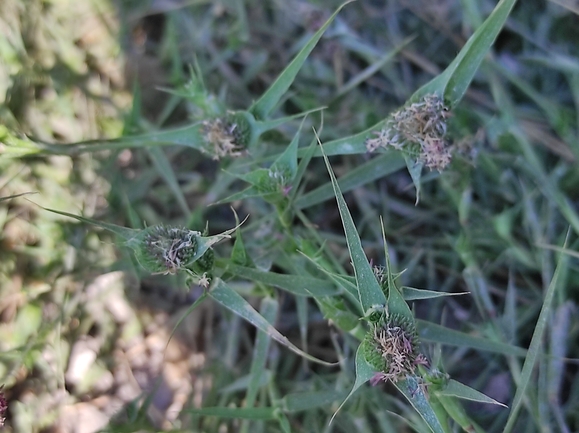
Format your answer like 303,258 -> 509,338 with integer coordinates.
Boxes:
36,0 -> 522,429
10,0 -> 577,431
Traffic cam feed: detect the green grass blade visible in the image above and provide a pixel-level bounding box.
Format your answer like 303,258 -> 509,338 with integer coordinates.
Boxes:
249,1 -> 353,120
188,407 -> 277,420
511,128 -> 579,236
240,298 -> 278,433
282,389 -> 347,413
503,234 -> 569,433
0,192 -> 37,202
295,151 -> 405,209
318,131 -> 386,311
40,207 -> 138,240
224,263 -> 337,297
209,278 -> 334,365
254,107 -> 325,136
220,371 -> 270,394
212,186 -> 264,206
289,136 -> 317,205
165,292 -> 209,351
417,320 -> 527,357
335,37 -> 412,98
146,147 -> 190,215
412,0 -> 518,108
246,297 -> 277,406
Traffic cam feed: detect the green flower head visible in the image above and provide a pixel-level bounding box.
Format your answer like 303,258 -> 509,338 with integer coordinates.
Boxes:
362,312 -> 426,383
133,225 -> 200,274
201,111 -> 253,160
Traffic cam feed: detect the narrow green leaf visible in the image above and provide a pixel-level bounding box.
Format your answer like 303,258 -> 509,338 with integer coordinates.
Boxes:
412,0 -> 518,108
245,299 -> 277,407
249,1 -> 354,120
503,235 -> 568,433
433,393 -> 485,433
296,250 -> 363,312
330,344 -> 376,424
0,192 -> 37,202
231,216 -> 250,266
209,279 -> 334,365
297,120 -> 387,157
318,131 -> 386,311
220,371 -> 271,394
33,123 -> 204,156
295,151 -> 405,209
335,38 -> 413,97
395,376 -> 448,433
282,389 -> 347,413
276,412 -> 292,433
254,107 -> 325,136
212,186 -> 264,206
444,0 -> 517,106
316,297 -> 360,332
511,129 -> 579,237
402,287 -> 469,301
225,263 -> 337,297
381,224 -> 414,322
404,154 -> 424,205
289,136 -> 318,205
417,320 -> 527,357
146,147 -> 190,215
188,407 -> 277,420
437,379 -> 507,407
41,207 -> 138,240
166,292 -> 209,352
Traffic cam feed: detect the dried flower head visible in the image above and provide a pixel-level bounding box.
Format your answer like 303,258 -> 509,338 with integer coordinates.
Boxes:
202,112 -> 251,160
134,225 -> 200,274
366,94 -> 453,171
362,313 -> 426,384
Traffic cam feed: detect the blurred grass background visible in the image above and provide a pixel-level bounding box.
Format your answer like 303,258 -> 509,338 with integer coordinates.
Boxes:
1,0 -> 579,432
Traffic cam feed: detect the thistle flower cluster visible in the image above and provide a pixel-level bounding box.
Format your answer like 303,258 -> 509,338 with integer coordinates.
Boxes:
135,225 -> 200,275
201,112 -> 250,160
265,166 -> 293,197
362,312 -> 428,385
366,94 -> 452,171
